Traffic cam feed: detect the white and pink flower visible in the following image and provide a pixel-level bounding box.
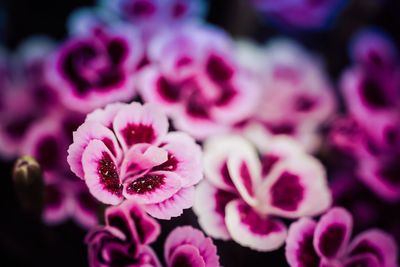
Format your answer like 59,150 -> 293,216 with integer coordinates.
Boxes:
48,25 -> 143,113
194,134 -> 331,251
137,24 -> 261,139
235,39 -> 336,152
286,207 -> 398,267
68,102 -> 202,219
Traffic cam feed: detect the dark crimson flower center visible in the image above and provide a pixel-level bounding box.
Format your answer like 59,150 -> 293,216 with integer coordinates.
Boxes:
98,153 -> 122,195
295,95 -> 316,112
270,172 -> 304,211
206,54 -> 234,82
121,123 -> 156,146
127,174 -> 164,194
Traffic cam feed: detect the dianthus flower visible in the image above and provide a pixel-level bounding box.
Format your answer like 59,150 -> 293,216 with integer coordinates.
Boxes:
194,134 -> 331,251
286,207 -> 398,267
48,25 -> 143,113
138,24 -> 260,139
235,39 -> 336,152
86,201 -> 220,267
68,102 -> 202,219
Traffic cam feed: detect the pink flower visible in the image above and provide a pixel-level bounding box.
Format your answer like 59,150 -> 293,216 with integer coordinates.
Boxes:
334,29 -> 400,202
194,134 -> 331,251
138,24 -> 260,139
86,201 -> 220,267
285,207 -> 398,267
48,25 -> 144,113
235,39 -> 336,152
68,102 -> 202,219
164,226 -> 220,267
86,201 -> 161,267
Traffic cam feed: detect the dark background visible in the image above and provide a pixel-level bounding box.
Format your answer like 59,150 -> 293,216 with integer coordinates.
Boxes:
1,0 -> 400,266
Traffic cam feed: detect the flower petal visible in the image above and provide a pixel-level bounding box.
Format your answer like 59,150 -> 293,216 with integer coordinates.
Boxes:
259,155 -> 331,218
68,121 -> 122,179
120,144 -> 168,180
169,244 -> 206,267
113,102 -> 169,150
347,229 -> 398,267
193,181 -> 237,240
85,102 -> 128,129
123,170 -> 181,204
82,139 -> 123,205
225,199 -> 287,252
164,226 -> 220,267
203,135 -> 253,192
156,132 -> 203,187
285,218 -> 320,267
143,186 -> 195,220
343,254 -> 381,267
227,141 -> 261,206
314,207 -> 353,260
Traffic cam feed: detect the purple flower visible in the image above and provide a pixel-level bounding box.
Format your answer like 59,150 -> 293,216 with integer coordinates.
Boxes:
164,226 -> 220,267
68,102 -> 202,219
86,200 -> 161,267
138,24 -> 261,139
86,201 -> 220,267
48,25 -> 144,113
334,29 -> 400,202
251,0 -> 346,30
285,207 -> 398,267
194,134 -> 331,251
102,0 -> 205,27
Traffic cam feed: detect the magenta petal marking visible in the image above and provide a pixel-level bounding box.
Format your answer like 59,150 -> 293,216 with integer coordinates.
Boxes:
270,171 -> 304,211
286,218 -> 320,267
206,54 -> 233,82
157,76 -> 181,102
318,223 -> 347,258
98,152 -> 123,196
121,123 -> 156,147
239,161 -> 254,197
170,245 -> 206,267
126,174 -> 165,195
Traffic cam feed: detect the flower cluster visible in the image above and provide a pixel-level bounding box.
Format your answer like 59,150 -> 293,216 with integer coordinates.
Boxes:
68,101 -> 202,219
2,0 -> 400,266
194,132 -> 331,251
86,200 -> 220,267
330,28 -> 400,202
286,207 -> 398,267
